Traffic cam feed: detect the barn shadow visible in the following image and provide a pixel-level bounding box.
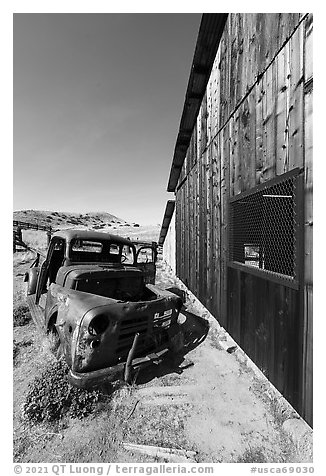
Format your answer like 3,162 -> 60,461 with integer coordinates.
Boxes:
135,307 -> 209,385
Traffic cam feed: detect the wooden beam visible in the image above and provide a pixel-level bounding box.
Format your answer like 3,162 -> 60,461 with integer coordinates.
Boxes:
158,201 -> 175,245
167,14 -> 228,192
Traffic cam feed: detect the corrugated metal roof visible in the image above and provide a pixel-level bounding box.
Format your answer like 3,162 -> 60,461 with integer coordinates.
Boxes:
167,13 -> 228,192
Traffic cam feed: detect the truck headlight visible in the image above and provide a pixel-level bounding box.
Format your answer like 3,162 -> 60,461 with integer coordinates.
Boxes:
88,314 -> 110,336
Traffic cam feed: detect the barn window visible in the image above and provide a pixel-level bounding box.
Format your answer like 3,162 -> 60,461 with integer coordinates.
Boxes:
229,169 -> 302,284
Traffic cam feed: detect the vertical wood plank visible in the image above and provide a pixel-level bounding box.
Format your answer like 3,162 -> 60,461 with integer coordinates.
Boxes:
220,124 -> 229,326
288,24 -> 304,170
265,14 -> 280,66
229,116 -> 235,195
219,25 -> 229,127
185,148 -> 190,177
233,111 -> 241,195
304,14 -> 313,83
200,93 -> 208,155
211,49 -> 220,138
265,279 -> 275,381
283,40 -> 292,173
210,139 -> 218,316
229,15 -> 238,113
227,267 -> 241,341
196,111 -> 202,162
255,79 -> 265,184
193,162 -> 198,295
206,74 -> 213,147
242,14 -> 250,95
248,14 -> 257,90
195,159 -> 200,298
276,44 -> 288,175
185,176 -> 189,286
242,274 -> 257,365
264,61 -> 277,181
302,13 -> 313,425
188,134 -> 194,171
256,13 -> 266,76
192,124 -> 198,169
236,15 -> 244,106
199,151 -> 207,302
240,88 -> 256,192
206,145 -> 213,311
175,191 -> 181,277
211,139 -> 221,318
180,186 -> 184,280
188,168 -> 194,292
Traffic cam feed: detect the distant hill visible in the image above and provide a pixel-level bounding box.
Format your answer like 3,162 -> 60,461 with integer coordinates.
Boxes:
13,209 -> 129,230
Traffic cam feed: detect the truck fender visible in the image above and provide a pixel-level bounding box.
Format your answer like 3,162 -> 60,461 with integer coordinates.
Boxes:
165,286 -> 186,304
25,267 -> 40,295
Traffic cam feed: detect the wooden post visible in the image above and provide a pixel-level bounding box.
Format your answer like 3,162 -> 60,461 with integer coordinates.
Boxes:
47,230 -> 51,246
302,13 -> 313,426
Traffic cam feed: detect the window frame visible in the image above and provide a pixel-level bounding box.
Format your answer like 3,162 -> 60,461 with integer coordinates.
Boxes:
227,168 -> 303,290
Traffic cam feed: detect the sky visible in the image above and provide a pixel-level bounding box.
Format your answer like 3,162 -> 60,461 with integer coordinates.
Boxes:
13,13 -> 201,224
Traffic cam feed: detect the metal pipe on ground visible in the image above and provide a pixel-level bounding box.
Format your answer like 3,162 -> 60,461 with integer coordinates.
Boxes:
124,333 -> 140,383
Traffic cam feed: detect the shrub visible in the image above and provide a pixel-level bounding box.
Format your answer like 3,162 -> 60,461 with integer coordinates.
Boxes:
22,360 -> 101,422
13,339 -> 33,365
13,305 -> 31,327
68,219 -> 80,225
13,340 -> 19,361
237,447 -> 267,463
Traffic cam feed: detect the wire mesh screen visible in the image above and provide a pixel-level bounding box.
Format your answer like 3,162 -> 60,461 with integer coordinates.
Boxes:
229,172 -> 300,281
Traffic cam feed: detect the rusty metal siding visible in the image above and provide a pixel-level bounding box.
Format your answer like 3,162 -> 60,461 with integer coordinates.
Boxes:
174,13 -> 312,425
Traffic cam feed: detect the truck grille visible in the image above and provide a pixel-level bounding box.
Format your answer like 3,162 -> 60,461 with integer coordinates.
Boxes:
116,315 -> 149,356
116,311 -> 171,358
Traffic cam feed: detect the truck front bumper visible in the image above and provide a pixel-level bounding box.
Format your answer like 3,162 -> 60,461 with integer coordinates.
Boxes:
68,347 -> 170,389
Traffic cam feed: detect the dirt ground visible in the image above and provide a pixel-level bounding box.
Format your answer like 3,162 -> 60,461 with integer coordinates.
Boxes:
13,237 -> 313,463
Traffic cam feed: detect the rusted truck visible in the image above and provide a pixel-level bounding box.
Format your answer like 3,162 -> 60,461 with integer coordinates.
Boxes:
25,230 -> 183,388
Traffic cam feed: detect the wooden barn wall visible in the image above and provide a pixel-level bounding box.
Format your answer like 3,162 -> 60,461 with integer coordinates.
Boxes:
175,13 -> 312,423
162,212 -> 176,274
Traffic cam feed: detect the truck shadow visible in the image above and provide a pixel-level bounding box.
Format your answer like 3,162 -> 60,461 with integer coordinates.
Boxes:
135,308 -> 209,385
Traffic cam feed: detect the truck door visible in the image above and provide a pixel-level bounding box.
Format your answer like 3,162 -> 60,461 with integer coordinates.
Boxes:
35,254 -> 52,305
35,238 -> 64,305
135,243 -> 157,284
